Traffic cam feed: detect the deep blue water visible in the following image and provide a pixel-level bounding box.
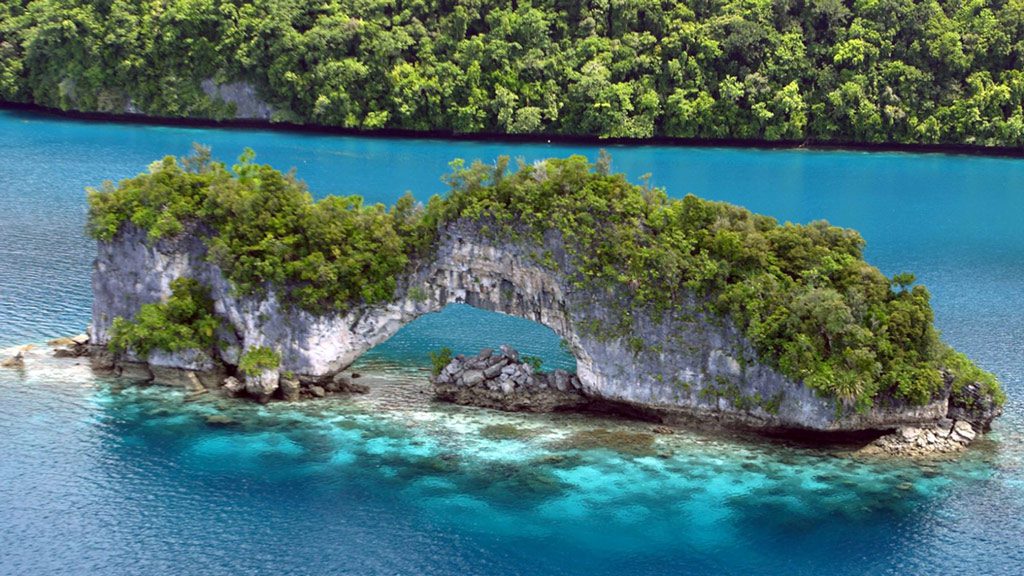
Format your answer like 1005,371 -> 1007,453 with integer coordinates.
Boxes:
1,110 -> 1023,575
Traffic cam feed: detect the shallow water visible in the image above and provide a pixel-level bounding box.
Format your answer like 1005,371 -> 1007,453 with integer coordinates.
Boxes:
1,110 -> 1023,574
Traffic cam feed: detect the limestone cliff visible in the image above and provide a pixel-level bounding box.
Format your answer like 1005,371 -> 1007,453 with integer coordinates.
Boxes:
91,219 -> 1000,434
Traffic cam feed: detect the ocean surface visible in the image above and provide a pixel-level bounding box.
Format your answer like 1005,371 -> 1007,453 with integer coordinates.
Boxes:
1,109 -> 1022,575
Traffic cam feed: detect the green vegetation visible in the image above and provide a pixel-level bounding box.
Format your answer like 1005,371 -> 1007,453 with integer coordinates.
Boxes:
3,0 -> 1024,146
88,149 -> 1003,409
238,346 -> 281,375
408,285 -> 428,303
521,355 -> 544,371
108,277 -> 220,357
941,347 -> 1006,405
429,346 -> 454,376
88,145 -> 434,312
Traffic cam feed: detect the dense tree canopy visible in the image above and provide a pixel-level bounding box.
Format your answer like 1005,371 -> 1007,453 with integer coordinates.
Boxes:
3,0 -> 1024,145
87,148 -> 1004,410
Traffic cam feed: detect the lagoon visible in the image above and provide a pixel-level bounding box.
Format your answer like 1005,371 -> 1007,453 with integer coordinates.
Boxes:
1,110 -> 1022,575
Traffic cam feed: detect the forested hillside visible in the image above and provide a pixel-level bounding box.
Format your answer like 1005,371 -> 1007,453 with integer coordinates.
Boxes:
2,0 -> 1023,145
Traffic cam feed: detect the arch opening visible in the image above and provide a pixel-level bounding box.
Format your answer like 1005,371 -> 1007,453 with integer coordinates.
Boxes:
354,303 -> 578,375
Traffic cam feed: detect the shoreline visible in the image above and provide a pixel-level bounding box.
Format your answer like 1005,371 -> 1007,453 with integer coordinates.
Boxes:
1,339 -> 984,458
3,100 -> 1024,160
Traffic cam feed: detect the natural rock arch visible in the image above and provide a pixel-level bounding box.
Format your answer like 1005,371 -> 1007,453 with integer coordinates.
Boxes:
92,220 -> 585,379
92,220 -> 954,432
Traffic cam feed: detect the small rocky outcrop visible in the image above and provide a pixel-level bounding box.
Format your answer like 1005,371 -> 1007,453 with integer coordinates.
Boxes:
280,377 -> 302,401
1,350 -> 25,369
222,376 -> 246,398
244,369 -> 280,403
433,345 -> 588,412
947,382 -> 1003,432
326,372 -> 370,395
857,419 -> 979,458
49,334 -> 90,358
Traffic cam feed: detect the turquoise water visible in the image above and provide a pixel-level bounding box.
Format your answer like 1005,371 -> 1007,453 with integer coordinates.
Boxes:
1,110 -> 1023,574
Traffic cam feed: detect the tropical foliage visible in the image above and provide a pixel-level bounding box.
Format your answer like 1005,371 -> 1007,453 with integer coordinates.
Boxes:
3,0 -> 1024,145
238,346 -> 282,375
429,347 -> 454,376
108,277 -> 221,357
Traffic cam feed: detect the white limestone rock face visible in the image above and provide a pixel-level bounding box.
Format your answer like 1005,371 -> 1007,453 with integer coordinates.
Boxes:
245,369 -> 280,402
221,376 -> 246,397
200,79 -> 274,120
92,220 -> 978,432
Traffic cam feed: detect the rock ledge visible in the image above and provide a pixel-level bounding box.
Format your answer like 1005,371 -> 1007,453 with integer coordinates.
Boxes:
857,418 -> 979,458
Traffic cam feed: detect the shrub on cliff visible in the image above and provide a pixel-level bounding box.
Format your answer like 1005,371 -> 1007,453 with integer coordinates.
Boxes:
108,278 -> 220,357
238,346 -> 281,375
429,347 -> 453,377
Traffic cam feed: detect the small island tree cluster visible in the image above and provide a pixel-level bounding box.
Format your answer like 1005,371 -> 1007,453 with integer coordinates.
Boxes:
91,147 -> 1003,411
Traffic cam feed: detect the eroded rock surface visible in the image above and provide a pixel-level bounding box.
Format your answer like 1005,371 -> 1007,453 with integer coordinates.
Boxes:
90,220 -> 999,436
1,350 -> 25,369
50,334 -> 90,358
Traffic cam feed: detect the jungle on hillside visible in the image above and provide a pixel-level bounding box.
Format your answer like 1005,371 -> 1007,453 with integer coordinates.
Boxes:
2,0 -> 1023,145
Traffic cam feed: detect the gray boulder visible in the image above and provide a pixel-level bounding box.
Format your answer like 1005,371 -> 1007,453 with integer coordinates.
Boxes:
245,369 -> 279,402
500,344 -> 519,362
280,378 -> 301,401
222,376 -> 246,397
483,359 -> 509,379
462,370 -> 486,386
952,420 -> 977,442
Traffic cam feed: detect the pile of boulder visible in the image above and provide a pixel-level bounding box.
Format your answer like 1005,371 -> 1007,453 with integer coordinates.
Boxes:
432,345 -> 588,412
223,370 -> 369,403
857,418 -> 979,458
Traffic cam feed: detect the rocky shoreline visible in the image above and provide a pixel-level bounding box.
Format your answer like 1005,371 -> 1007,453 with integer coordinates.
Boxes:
856,419 -> 979,458
1,336 -> 999,459
9,334 -> 372,404
432,345 -> 999,459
